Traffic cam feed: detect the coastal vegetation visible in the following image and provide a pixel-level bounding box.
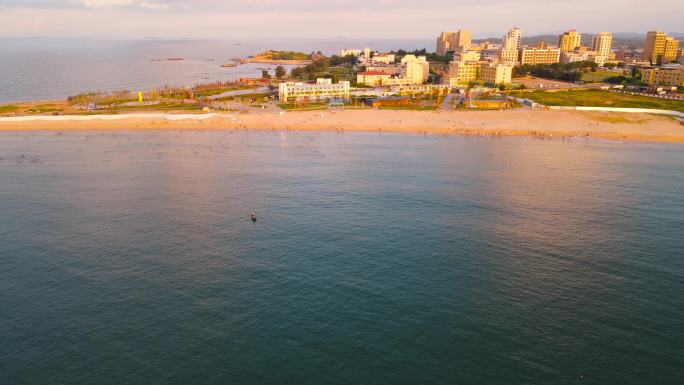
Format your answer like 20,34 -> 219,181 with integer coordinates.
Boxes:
65,81 -> 248,106
290,55 -> 358,81
0,105 -> 19,113
252,50 -> 310,61
510,89 -> 684,112
393,49 -> 452,63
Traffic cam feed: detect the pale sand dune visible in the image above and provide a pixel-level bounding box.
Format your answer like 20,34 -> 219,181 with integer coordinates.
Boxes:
1,109 -> 683,143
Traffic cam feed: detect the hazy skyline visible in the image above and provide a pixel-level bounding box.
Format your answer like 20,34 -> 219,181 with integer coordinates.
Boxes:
0,0 -> 681,39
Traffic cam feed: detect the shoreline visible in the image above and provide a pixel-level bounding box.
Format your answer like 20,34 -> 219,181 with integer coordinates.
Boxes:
1,109 -> 683,143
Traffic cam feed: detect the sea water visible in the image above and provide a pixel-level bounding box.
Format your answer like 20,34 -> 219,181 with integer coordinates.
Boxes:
1,131 -> 683,384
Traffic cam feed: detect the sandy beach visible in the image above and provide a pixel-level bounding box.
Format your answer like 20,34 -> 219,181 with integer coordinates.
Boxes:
1,109 -> 683,143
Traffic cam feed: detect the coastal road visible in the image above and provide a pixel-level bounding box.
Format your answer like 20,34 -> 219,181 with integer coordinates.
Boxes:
441,93 -> 464,111
209,87 -> 271,100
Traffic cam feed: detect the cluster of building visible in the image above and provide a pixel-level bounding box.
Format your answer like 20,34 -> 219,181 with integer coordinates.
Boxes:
437,28 -> 683,87
340,47 -> 431,87
277,28 -> 683,102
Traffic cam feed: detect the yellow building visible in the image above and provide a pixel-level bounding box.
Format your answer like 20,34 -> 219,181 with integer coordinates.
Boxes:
445,60 -> 512,86
641,66 -> 684,86
454,50 -> 481,62
479,63 -> 512,84
644,31 -> 680,64
401,55 -> 430,84
499,49 -> 519,65
446,61 -> 480,85
591,32 -> 613,60
436,30 -> 472,55
559,30 -> 582,52
356,71 -> 391,86
278,79 -> 350,102
520,48 -> 561,65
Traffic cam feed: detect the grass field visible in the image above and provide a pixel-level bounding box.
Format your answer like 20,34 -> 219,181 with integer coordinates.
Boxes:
511,89 -> 684,112
582,70 -> 626,83
0,105 -> 20,113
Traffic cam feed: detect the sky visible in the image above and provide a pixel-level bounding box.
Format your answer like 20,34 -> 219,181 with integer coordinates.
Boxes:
0,0 -> 681,39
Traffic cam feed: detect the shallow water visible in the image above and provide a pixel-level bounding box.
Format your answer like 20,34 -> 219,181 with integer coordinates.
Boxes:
1,131 -> 683,384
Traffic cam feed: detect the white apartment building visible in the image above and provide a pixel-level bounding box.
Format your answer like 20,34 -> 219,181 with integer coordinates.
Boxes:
278,78 -> 351,102
339,48 -> 362,57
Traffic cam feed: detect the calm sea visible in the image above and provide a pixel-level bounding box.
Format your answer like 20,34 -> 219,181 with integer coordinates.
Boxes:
0,38 -> 432,103
1,131 -> 683,384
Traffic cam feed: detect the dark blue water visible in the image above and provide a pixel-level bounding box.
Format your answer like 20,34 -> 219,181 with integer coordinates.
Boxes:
1,131 -> 683,385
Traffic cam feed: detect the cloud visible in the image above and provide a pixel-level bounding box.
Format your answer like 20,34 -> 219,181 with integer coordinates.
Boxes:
71,0 -> 168,10
0,0 -> 680,38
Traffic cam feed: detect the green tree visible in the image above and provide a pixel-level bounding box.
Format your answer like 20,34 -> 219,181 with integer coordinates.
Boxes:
275,66 -> 286,79
261,69 -> 271,79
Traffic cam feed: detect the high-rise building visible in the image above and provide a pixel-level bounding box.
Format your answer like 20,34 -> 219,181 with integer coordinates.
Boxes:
643,31 -> 680,64
498,27 -> 521,65
559,30 -> 582,52
591,32 -> 613,59
436,30 -> 472,56
502,27 -> 522,50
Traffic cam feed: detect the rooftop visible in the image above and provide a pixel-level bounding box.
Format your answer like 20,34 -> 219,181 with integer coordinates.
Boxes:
358,71 -> 391,76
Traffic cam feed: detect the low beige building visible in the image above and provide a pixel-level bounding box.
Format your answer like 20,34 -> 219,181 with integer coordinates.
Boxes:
499,48 -> 519,64
641,65 -> 684,86
392,84 -> 450,96
561,51 -> 589,63
372,53 -> 395,64
520,48 -> 561,65
365,65 -> 403,75
356,71 -> 391,86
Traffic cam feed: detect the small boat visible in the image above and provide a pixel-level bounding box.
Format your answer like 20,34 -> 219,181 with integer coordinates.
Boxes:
251,212 -> 257,222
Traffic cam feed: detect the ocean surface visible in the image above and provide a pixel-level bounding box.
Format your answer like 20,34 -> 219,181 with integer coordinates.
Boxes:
0,38 -> 432,103
1,131 -> 683,385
